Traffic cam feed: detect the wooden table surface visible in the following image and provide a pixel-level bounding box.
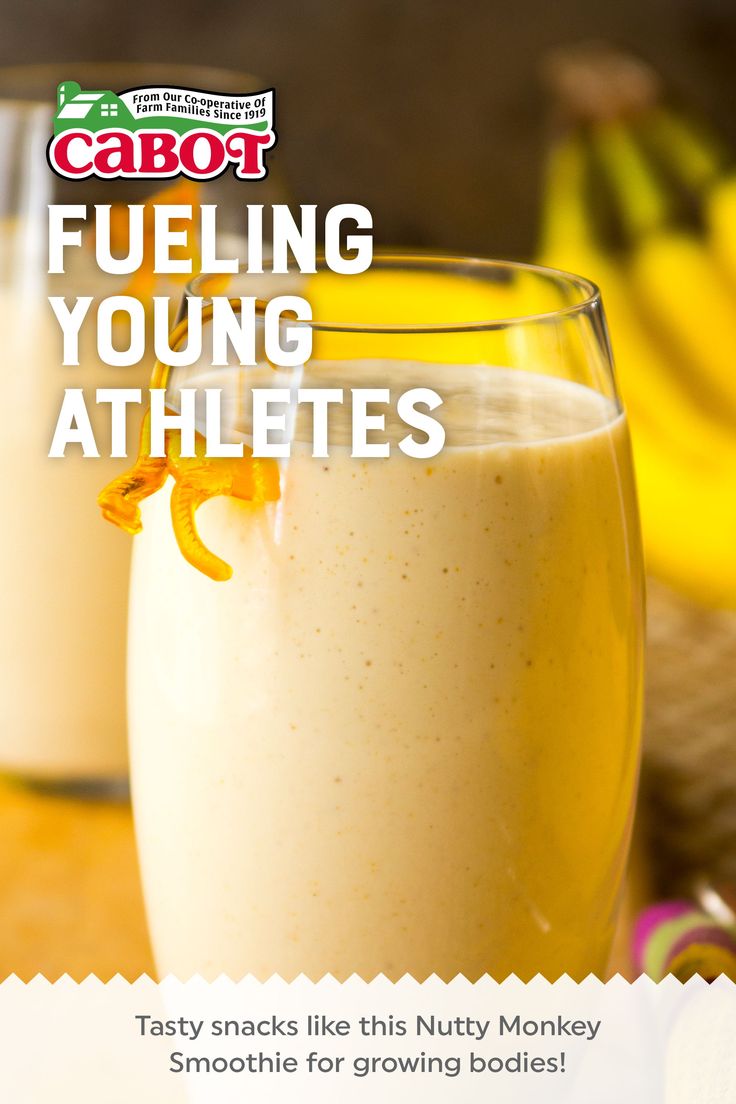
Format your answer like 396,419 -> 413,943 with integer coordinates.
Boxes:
0,778 -> 153,981
0,776 -> 642,982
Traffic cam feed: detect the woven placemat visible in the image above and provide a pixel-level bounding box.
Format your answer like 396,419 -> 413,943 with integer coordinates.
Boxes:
641,578 -> 736,895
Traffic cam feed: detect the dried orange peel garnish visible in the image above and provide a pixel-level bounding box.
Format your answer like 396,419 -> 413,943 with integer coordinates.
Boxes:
98,302 -> 281,582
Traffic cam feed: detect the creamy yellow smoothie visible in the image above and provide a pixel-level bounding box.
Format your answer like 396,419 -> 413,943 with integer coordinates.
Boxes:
128,362 -> 643,981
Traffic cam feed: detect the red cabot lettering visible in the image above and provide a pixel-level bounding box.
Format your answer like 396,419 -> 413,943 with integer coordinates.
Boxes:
49,132 -> 93,176
225,131 -> 273,178
93,131 -> 136,176
179,131 -> 226,177
50,125 -> 275,180
138,132 -> 179,174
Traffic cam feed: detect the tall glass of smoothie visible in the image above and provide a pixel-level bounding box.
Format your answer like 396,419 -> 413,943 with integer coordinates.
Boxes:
0,64 -> 285,787
121,256 -> 644,979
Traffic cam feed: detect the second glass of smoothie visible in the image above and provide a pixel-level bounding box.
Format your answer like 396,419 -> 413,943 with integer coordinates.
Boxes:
0,63 -> 286,787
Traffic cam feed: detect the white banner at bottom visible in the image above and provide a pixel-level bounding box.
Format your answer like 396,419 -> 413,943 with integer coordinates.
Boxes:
1,974 -> 734,1102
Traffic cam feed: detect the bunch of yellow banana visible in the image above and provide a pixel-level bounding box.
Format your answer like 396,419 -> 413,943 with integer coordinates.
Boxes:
537,64 -> 736,609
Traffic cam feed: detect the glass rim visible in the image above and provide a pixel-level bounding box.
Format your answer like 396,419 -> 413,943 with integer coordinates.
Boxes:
0,62 -> 268,108
187,253 -> 602,334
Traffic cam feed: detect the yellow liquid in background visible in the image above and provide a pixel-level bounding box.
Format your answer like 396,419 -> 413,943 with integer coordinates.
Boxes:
127,362 -> 643,982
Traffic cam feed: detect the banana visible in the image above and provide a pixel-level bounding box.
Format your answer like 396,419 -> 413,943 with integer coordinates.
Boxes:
638,105 -> 736,293
592,119 -> 736,426
539,136 -> 736,461
709,176 -> 736,290
539,133 -> 736,607
636,105 -> 725,194
629,429 -> 736,609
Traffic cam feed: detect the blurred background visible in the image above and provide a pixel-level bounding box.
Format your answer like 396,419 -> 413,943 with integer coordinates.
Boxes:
1,0 -> 735,983
1,0 -> 736,257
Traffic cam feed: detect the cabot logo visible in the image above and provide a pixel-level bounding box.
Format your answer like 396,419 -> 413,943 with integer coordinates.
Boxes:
47,80 -> 276,181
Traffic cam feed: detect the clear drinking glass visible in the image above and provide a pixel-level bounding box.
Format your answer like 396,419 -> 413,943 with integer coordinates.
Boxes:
124,255 -> 644,980
0,63 -> 286,789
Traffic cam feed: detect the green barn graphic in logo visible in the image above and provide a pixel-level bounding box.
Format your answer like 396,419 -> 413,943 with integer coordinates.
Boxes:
55,81 -> 136,133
